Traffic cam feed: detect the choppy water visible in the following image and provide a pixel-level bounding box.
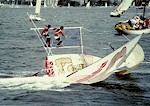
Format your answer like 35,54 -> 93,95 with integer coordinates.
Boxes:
0,6 -> 150,106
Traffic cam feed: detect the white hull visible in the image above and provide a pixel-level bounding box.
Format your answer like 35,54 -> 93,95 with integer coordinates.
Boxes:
110,11 -> 122,17
122,28 -> 150,35
29,14 -> 42,21
115,18 -> 150,35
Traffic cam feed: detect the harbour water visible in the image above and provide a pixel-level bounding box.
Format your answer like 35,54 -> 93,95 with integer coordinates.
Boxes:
0,6 -> 150,106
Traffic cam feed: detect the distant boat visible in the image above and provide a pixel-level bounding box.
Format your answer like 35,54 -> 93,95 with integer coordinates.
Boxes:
68,3 -> 70,8
110,0 -> 133,17
29,20 -> 144,84
29,0 -> 43,21
86,1 -> 90,8
0,2 -> 4,7
105,2 -> 108,8
44,0 -> 47,8
54,0 -> 58,7
29,0 -> 33,7
115,1 -> 150,35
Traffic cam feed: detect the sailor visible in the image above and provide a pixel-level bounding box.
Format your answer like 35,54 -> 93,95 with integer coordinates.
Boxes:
127,16 -> 141,29
145,18 -> 150,28
140,16 -> 148,29
41,25 -> 51,47
53,26 -> 65,47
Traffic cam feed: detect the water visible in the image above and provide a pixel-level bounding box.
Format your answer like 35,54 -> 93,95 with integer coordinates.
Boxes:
0,6 -> 150,106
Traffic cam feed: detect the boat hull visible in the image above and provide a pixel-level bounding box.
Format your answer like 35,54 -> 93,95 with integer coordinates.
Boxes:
116,27 -> 150,35
44,35 -> 142,84
110,12 -> 121,17
29,14 -> 42,21
115,17 -> 150,35
122,28 -> 150,35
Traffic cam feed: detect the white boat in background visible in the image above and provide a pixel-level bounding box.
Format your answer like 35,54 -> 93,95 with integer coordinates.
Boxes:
115,1 -> 150,35
29,0 -> 33,7
110,0 -> 133,17
29,0 -> 44,21
44,0 -> 47,8
54,0 -> 58,7
0,2 -> 4,7
68,3 -> 70,8
105,2 -> 108,8
86,1 -> 90,8
28,19 -> 144,84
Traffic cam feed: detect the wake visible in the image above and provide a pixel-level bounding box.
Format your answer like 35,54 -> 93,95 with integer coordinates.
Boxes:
0,76 -> 71,91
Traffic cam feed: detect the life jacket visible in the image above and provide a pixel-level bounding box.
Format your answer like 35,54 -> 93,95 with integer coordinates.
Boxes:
122,24 -> 126,30
41,27 -> 48,36
54,28 -> 61,37
145,18 -> 150,28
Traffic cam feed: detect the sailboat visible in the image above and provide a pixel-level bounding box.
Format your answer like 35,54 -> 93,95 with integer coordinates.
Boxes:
115,0 -> 150,35
86,1 -> 90,8
44,0 -> 47,8
110,0 -> 133,17
29,0 -> 33,7
29,0 -> 42,21
28,18 -> 144,84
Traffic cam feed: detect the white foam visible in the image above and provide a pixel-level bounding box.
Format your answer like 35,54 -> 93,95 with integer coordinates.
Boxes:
0,76 -> 71,91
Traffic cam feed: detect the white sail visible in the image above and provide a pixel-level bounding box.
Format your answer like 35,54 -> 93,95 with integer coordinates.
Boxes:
86,1 -> 90,8
110,0 -> 133,17
116,0 -> 133,11
105,2 -> 107,8
35,0 -> 42,14
30,0 -> 33,7
68,3 -> 70,8
54,0 -> 58,7
44,0 -> 47,8
65,35 -> 142,84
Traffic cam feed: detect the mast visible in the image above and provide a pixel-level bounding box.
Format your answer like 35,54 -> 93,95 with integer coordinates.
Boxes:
142,0 -> 146,18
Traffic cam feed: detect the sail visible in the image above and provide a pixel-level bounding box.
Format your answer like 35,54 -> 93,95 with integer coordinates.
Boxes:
35,0 -> 42,14
30,0 -> 33,7
65,35 -> 142,84
54,0 -> 58,7
116,0 -> 133,12
86,1 -> 90,8
44,0 -> 47,8
105,2 -> 108,8
110,0 -> 133,17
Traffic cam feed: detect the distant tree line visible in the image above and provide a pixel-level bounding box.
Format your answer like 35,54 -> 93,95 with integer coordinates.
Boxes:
0,0 -> 149,7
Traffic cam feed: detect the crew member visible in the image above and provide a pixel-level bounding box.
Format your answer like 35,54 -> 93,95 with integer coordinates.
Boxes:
41,25 -> 51,47
53,26 -> 65,47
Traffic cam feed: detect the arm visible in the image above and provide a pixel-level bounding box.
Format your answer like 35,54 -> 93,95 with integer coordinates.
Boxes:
41,28 -> 45,35
60,31 -> 65,37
